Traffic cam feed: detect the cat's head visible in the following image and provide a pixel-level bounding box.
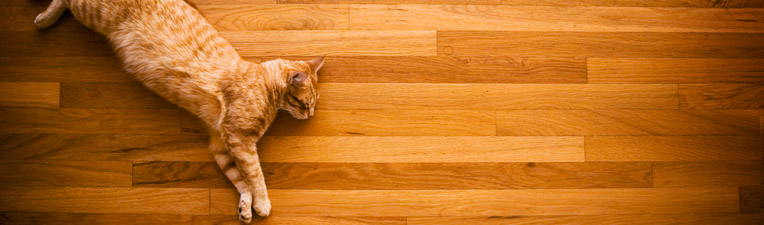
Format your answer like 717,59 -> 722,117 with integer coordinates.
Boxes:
278,56 -> 323,120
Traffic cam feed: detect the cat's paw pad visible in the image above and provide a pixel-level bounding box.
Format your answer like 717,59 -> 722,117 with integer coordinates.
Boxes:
238,198 -> 253,223
253,197 -> 271,217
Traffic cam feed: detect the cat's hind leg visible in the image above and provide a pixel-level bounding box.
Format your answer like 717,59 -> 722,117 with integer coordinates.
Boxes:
34,0 -> 67,29
209,133 -> 254,223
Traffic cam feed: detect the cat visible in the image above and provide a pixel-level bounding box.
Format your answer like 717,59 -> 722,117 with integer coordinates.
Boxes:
35,0 -> 322,222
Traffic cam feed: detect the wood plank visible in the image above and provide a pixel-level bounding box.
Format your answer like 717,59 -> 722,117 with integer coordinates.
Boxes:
0,134 -> 211,162
0,160 -> 131,187
652,161 -> 761,187
133,161 -> 229,188
407,214 -> 760,225
60,82 -> 175,109
317,83 -> 678,110
0,82 -> 59,108
279,0 -> 764,7
497,110 -> 759,136
585,136 -> 763,162
760,109 -> 763,135
739,186 -> 761,213
0,187 -> 209,214
0,108 -> 181,134
210,188 -> 739,216
200,5 -> 348,31
0,6 -> 90,32
265,110 -> 495,136
221,31 -> 436,56
350,5 -> 764,32
278,0 -> 501,4
0,213 -> 404,225
0,212 -> 195,225
606,0 -> 764,7
588,58 -> 764,83
184,110 -> 497,136
191,0 -> 276,4
437,31 -> 764,57
181,109 -> 207,134
258,136 -> 584,162
245,56 -> 587,83
133,162 -> 650,189
0,31 -> 112,57
0,57 -> 133,82
679,83 -> 764,109
193,215 -> 405,225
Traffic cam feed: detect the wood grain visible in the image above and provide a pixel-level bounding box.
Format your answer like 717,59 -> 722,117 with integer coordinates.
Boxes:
350,5 -> 764,32
0,212 -> 196,225
0,187 -> 209,214
437,31 -> 764,57
133,162 -> 650,189
265,110 -> 496,136
257,136 -> 584,162
0,57 -> 133,82
244,56 -> 587,83
679,83 -> 764,109
221,31 -> 436,56
317,83 -> 678,110
0,213 -> 405,225
0,108 -> 180,134
497,110 -> 760,136
407,214 -> 760,225
0,134 -> 210,162
739,186 -> 761,213
0,6 -> 90,32
183,110 -> 497,136
133,161 -> 229,188
279,0 -> 764,7
193,215 -> 406,225
191,0 -> 276,4
210,188 -> 740,216
652,161 -> 761,187
585,136 -> 763,162
588,58 -> 764,83
60,82 -> 175,109
0,82 -> 59,108
278,0 -> 501,4
0,31 -> 112,57
200,4 -> 348,30
0,160 -> 131,187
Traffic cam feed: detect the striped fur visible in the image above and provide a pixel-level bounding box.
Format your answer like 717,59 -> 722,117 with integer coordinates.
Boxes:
34,0 -> 323,222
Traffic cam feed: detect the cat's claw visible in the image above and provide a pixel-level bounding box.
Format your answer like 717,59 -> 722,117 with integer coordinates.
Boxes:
253,197 -> 271,217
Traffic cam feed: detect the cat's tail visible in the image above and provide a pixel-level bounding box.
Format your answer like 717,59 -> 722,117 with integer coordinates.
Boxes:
34,0 -> 68,29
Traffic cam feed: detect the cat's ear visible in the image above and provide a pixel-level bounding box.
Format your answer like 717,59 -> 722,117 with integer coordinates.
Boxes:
289,71 -> 307,85
308,56 -> 325,72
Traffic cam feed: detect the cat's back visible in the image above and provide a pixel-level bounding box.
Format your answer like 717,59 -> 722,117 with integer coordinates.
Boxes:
68,0 -> 241,76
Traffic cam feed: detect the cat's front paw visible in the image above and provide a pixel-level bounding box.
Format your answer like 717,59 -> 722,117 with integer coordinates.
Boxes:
253,196 -> 271,217
238,194 -> 253,223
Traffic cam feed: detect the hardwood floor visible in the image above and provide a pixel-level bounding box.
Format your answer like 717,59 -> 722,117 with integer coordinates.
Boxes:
0,0 -> 763,224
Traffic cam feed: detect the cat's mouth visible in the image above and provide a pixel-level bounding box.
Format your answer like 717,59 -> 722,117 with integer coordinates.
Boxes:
288,110 -> 310,120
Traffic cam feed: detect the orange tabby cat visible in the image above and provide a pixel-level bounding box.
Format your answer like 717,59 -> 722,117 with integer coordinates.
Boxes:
35,0 -> 322,222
